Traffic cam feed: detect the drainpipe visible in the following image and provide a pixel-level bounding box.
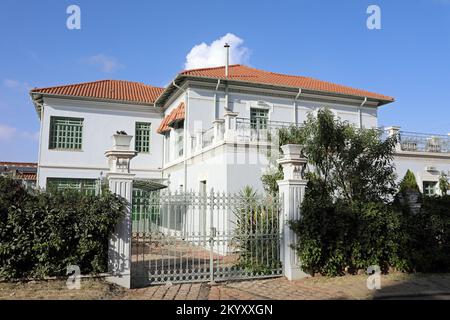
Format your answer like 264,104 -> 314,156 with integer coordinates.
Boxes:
294,88 -> 302,126
359,97 -> 367,129
224,43 -> 230,112
32,97 -> 45,189
172,81 -> 189,193
214,79 -> 221,119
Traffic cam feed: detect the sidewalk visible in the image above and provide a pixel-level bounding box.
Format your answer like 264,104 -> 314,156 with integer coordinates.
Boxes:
2,273 -> 450,300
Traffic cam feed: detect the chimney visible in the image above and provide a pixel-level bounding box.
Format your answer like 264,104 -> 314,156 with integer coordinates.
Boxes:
224,43 -> 230,77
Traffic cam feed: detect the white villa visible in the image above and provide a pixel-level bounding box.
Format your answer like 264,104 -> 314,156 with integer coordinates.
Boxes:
30,64 -> 450,197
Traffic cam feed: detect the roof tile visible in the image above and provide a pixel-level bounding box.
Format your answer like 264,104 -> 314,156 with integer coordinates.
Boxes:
31,80 -> 164,104
180,65 -> 394,102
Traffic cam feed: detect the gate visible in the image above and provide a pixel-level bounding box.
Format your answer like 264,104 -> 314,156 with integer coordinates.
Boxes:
131,188 -> 282,286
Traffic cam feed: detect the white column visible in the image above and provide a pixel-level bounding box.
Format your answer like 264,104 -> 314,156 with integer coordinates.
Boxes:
385,126 -> 402,152
213,119 -> 225,144
105,134 -> 137,289
195,129 -> 203,152
224,112 -> 238,141
277,144 -> 310,280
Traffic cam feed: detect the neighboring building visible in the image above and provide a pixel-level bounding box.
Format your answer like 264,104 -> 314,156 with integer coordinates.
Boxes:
29,64 -> 450,196
0,161 -> 37,188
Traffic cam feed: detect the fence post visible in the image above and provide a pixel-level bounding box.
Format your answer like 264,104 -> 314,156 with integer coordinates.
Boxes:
277,144 -> 310,280
104,133 -> 137,289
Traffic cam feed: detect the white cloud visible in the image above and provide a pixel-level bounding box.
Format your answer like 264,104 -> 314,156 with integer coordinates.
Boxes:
184,33 -> 250,70
0,124 -> 17,141
2,79 -> 31,92
3,79 -> 20,89
86,54 -> 124,73
0,124 -> 39,142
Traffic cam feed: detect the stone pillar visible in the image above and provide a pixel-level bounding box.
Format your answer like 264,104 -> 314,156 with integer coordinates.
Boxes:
224,112 -> 238,141
277,144 -> 310,280
385,126 -> 402,152
104,134 -> 137,289
213,119 -> 225,143
195,130 -> 203,152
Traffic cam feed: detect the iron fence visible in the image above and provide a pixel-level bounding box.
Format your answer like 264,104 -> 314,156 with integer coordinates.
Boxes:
131,188 -> 283,286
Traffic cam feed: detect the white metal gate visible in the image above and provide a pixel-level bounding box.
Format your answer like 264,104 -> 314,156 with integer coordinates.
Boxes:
131,188 -> 282,286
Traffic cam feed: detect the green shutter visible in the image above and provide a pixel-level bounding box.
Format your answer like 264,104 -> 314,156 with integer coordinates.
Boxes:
135,122 -> 151,153
49,117 -> 83,150
250,108 -> 269,129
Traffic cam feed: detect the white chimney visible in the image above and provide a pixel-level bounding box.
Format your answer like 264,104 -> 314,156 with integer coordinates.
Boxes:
224,43 -> 230,77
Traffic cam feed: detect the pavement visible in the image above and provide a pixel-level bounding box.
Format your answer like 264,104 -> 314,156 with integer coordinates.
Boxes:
2,273 -> 450,300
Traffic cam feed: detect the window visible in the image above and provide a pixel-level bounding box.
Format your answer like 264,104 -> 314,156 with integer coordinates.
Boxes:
49,117 -> 83,150
135,122 -> 151,153
47,178 -> 96,195
250,108 -> 269,129
423,181 -> 437,196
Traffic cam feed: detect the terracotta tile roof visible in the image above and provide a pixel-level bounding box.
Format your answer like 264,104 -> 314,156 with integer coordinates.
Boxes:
156,102 -> 185,134
156,112 -> 172,134
168,102 -> 185,126
180,65 -> 394,102
0,162 -> 37,168
31,80 -> 164,104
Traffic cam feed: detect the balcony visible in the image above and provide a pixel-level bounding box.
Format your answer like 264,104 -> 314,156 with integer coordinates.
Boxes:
384,127 -> 450,154
189,113 -> 299,155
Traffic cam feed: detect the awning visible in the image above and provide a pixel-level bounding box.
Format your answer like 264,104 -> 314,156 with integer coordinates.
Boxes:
133,178 -> 168,191
156,102 -> 185,134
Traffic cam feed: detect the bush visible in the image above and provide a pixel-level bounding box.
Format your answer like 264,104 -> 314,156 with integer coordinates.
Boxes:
0,176 -> 126,279
399,170 -> 420,193
289,177 -> 406,276
399,195 -> 450,272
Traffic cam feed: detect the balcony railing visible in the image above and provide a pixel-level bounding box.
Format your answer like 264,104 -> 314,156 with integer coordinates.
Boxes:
397,131 -> 450,153
235,118 -> 299,143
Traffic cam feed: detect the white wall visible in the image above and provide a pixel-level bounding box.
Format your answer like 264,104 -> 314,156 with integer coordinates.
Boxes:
394,155 -> 450,194
38,97 -> 164,188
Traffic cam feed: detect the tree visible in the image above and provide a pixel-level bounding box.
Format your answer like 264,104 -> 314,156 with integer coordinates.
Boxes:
399,170 -> 420,193
439,173 -> 449,196
262,108 -> 398,203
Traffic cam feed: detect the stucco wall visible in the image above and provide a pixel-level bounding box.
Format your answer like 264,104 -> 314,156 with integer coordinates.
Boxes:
37,97 -> 164,188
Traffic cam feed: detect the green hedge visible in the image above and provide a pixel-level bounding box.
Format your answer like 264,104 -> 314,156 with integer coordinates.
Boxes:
401,195 -> 450,272
0,176 -> 127,279
289,178 -> 407,276
290,179 -> 450,276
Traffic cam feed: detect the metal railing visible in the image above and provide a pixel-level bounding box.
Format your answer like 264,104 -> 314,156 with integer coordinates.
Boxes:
235,118 -> 298,143
398,131 -> 450,153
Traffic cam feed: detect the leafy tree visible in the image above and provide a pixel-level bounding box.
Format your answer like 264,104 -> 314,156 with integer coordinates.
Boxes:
439,173 -> 449,196
262,108 -> 398,203
399,170 -> 421,193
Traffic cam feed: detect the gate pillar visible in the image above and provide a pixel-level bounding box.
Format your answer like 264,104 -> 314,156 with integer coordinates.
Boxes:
105,133 -> 137,288
277,144 -> 310,280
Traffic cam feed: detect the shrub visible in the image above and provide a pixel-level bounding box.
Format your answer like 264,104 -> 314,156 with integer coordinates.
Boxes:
289,177 -> 406,276
439,173 -> 449,196
399,170 -> 420,193
399,195 -> 450,272
0,176 -> 126,279
231,186 -> 281,274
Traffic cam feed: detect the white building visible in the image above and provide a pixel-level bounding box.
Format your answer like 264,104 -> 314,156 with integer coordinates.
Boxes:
30,64 -> 450,197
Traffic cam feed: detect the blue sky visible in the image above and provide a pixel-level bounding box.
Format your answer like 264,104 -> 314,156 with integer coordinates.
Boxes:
1,0 -> 450,162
